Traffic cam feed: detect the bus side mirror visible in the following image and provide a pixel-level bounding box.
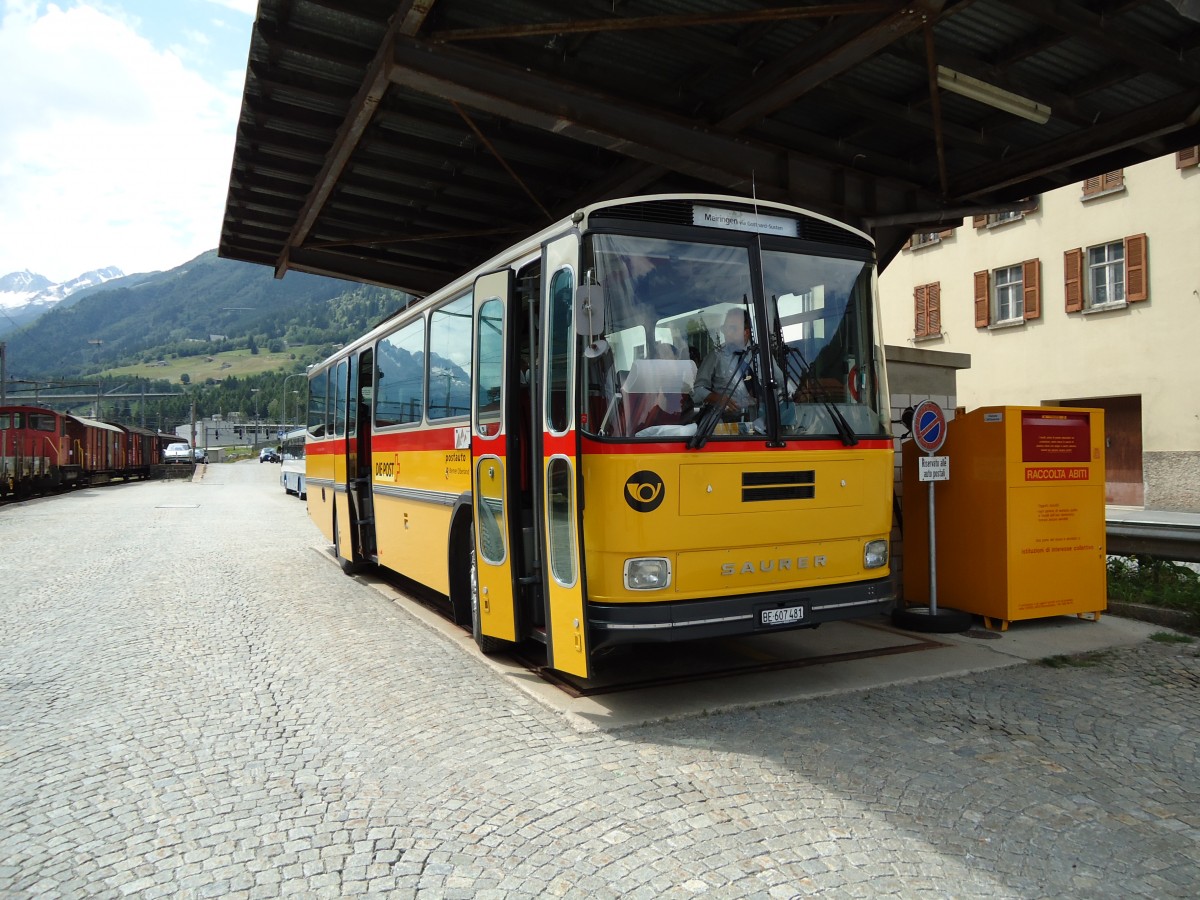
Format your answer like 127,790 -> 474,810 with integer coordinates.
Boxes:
575,284 -> 605,336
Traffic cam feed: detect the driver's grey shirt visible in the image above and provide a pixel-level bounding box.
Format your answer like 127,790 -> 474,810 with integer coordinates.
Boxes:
691,346 -> 756,413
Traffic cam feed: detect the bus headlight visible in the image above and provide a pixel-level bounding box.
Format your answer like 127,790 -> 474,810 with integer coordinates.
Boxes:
624,558 -> 671,591
864,540 -> 889,569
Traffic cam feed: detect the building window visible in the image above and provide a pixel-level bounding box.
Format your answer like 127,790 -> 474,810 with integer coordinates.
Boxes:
914,282 -> 941,339
974,260 -> 1041,328
1087,242 -> 1124,306
905,228 -> 954,250
971,200 -> 1036,228
1065,234 -> 1148,313
995,265 -> 1024,322
1178,147 -> 1199,170
1081,170 -> 1124,199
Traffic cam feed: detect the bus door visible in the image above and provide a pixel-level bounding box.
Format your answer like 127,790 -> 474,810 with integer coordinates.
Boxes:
332,358 -> 354,561
471,269 -> 520,644
348,347 -> 377,561
540,234 -> 590,678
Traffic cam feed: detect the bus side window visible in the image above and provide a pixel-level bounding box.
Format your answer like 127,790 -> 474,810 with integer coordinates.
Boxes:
545,268 -> 574,434
475,298 -> 504,437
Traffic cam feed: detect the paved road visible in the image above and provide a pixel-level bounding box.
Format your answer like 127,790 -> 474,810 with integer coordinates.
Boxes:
2,463 -> 1198,898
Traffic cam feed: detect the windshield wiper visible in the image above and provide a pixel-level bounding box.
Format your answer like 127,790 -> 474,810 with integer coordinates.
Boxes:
779,344 -> 858,447
687,349 -> 754,449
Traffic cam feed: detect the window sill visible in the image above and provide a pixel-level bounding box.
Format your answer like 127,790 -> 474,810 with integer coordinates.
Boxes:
987,318 -> 1025,331
1082,300 -> 1128,315
908,239 -> 942,252
1080,186 -> 1125,202
913,332 -> 943,343
985,216 -> 1024,229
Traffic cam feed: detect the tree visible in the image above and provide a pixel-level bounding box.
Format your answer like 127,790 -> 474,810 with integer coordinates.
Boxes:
247,335 -> 259,355
180,373 -> 190,384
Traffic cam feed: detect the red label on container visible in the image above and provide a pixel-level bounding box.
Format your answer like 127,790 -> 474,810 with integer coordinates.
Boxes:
1024,466 -> 1090,481
1021,411 -> 1090,463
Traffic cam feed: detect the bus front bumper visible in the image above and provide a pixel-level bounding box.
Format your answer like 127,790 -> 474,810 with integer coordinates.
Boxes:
587,577 -> 895,650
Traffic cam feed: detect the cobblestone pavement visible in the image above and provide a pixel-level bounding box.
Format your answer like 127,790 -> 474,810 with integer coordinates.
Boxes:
2,464 -> 1198,899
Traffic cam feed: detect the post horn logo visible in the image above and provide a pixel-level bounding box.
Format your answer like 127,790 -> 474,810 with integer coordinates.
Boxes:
624,470 -> 665,512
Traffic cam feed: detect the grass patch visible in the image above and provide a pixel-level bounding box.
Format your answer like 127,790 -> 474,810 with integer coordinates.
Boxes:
1038,650 -> 1113,668
1149,631 -> 1194,644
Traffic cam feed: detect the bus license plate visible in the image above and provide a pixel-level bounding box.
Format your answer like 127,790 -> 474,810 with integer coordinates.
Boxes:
761,605 -> 804,626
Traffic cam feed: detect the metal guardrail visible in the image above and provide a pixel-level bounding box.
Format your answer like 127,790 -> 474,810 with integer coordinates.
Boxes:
1106,520 -> 1200,563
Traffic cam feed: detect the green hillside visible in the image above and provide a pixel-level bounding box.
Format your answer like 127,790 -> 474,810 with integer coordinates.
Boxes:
103,345 -> 327,382
2,251 -> 412,432
4,250 -> 408,379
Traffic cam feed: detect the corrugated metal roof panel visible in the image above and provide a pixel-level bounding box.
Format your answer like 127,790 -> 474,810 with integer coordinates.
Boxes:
220,0 -> 1200,293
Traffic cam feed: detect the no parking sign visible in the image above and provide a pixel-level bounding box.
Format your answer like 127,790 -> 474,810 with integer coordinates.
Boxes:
911,399 -> 947,455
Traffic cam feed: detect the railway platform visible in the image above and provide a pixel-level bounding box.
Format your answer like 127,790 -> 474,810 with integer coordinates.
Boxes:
2,463 -> 1198,898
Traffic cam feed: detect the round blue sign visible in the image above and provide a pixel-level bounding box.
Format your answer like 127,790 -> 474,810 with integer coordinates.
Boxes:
911,399 -> 947,454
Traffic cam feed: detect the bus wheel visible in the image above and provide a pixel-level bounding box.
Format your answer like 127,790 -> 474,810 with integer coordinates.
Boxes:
469,524 -> 507,655
892,605 -> 972,633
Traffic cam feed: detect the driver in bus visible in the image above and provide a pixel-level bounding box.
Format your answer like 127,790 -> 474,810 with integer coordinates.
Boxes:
692,308 -> 782,421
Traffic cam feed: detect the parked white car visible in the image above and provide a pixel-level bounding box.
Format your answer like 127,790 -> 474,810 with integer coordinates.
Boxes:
164,442 -> 206,464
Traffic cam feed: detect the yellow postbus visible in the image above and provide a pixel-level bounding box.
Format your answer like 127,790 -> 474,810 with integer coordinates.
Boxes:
305,194 -> 894,678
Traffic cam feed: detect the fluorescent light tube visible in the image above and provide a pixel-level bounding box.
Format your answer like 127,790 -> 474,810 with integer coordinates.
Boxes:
936,66 -> 1051,124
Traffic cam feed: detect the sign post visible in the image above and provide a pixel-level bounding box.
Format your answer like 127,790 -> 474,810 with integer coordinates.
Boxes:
911,400 -> 948,614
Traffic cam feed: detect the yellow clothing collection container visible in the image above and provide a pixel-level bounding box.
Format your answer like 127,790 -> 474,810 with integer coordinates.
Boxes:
902,406 -> 1106,630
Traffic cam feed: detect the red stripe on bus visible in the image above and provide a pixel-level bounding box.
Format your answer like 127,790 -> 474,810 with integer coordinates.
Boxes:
579,437 -> 893,454
373,428 -> 466,452
542,431 -> 577,456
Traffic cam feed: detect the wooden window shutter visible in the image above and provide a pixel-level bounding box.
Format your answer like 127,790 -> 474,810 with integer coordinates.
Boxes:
1125,233 -> 1148,302
1083,171 -> 1123,196
927,282 -> 942,334
974,271 -> 990,327
914,284 -> 927,336
938,228 -> 955,238
1177,147 -> 1199,169
1022,259 -> 1041,320
1064,248 -> 1083,313
973,215 -> 987,228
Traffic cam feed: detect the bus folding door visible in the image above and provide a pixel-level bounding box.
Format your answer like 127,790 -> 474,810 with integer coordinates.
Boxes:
471,269 -> 520,645
540,233 -> 590,678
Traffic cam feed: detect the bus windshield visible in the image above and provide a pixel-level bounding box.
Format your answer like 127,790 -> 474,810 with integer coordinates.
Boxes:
581,232 -> 888,441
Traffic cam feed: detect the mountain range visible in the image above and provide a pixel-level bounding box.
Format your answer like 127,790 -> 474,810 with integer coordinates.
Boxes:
1,251 -> 411,379
0,267 -> 132,335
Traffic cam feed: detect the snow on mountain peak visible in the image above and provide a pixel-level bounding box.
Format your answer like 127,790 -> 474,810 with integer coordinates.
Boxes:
0,267 -> 126,312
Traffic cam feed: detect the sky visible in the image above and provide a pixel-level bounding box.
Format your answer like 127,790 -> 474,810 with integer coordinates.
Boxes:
0,0 -> 257,283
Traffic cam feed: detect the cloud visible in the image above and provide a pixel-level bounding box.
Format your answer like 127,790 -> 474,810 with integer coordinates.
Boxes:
0,2 -> 246,282
205,0 -> 256,14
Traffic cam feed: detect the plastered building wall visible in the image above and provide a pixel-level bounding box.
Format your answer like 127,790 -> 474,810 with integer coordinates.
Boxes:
878,151 -> 1200,511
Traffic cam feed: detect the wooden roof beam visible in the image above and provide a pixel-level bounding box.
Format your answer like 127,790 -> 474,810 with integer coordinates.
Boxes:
952,88 -> 1200,196
385,35 -> 940,217
714,0 -> 950,133
1002,0 -> 1200,87
275,0 -> 442,279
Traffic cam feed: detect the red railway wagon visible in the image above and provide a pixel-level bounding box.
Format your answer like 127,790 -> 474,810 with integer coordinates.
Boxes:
0,405 -> 160,499
1,406 -> 79,497
119,423 -> 163,478
70,414 -> 125,478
